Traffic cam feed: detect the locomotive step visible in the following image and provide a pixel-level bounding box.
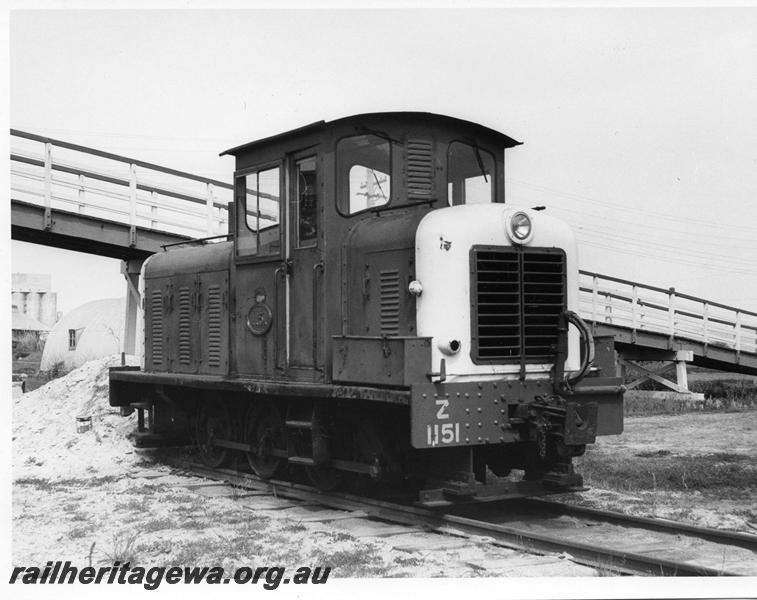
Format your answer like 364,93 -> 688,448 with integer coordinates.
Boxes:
285,420 -> 314,429
287,456 -> 317,466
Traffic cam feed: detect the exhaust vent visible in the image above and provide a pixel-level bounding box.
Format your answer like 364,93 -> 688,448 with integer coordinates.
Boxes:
178,286 -> 192,365
206,285 -> 222,368
406,139 -> 434,201
379,269 -> 400,336
150,290 -> 163,365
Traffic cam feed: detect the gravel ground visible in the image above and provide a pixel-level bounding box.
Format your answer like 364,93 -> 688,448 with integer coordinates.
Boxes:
11,357 -> 756,579
11,357 -> 594,578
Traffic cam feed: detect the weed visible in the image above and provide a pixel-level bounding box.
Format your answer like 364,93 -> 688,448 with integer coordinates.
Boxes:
311,544 -> 386,577
394,555 -> 422,567
69,526 -> 92,539
116,497 -> 151,512
635,450 -> 671,458
123,483 -> 163,495
56,476 -> 119,488
14,476 -> 53,489
326,531 -> 355,543
101,532 -> 141,566
167,541 -> 206,566
142,517 -> 176,532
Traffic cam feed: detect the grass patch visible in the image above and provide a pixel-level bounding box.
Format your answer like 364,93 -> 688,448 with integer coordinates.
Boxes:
55,476 -> 119,488
14,476 -> 53,489
122,483 -> 164,495
311,543 -> 387,577
115,497 -> 151,512
69,525 -> 94,539
394,555 -> 423,567
625,379 -> 757,417
578,451 -> 757,497
142,517 -> 177,532
162,527 -> 267,566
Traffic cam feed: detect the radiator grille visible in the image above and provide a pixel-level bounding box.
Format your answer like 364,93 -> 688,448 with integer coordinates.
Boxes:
379,269 -> 400,336
150,290 -> 163,365
206,285 -> 222,367
178,287 -> 191,365
471,247 -> 566,362
406,139 -> 434,200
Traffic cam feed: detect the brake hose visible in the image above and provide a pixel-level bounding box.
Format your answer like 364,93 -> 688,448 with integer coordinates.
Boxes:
564,310 -> 595,387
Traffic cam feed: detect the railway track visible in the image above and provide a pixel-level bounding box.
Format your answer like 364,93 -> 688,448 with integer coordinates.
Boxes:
157,454 -> 757,577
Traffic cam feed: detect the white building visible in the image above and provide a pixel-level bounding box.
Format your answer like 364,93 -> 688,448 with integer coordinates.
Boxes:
40,298 -> 125,371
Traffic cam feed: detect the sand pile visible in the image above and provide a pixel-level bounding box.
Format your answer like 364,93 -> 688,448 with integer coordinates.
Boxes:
13,355 -> 142,481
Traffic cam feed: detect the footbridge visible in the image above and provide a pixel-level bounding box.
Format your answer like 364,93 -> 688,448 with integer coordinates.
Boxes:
11,129 -> 231,354
10,129 -> 757,385
579,271 -> 757,392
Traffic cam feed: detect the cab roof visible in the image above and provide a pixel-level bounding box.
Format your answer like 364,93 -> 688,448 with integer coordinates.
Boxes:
220,111 -> 522,157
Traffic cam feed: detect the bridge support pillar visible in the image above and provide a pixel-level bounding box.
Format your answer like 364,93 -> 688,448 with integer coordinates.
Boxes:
122,258 -> 144,357
619,349 -> 694,394
675,352 -> 690,392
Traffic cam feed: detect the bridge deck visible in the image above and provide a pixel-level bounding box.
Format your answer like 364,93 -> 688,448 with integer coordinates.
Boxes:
580,271 -> 757,376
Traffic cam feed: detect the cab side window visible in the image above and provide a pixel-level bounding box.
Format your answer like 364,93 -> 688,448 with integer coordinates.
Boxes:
237,166 -> 281,256
337,134 -> 391,214
295,157 -> 318,248
447,142 -> 495,205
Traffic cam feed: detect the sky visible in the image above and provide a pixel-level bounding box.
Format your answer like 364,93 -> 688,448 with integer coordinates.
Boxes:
3,6 -> 756,598
7,7 -> 757,314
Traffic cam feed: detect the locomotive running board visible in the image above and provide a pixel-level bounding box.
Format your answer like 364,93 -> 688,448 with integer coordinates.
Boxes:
416,480 -> 587,507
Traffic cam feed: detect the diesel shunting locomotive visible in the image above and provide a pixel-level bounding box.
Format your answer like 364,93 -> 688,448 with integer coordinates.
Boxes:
109,112 -> 624,504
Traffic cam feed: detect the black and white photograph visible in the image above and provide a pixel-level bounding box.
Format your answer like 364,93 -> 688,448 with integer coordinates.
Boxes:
5,2 -> 757,596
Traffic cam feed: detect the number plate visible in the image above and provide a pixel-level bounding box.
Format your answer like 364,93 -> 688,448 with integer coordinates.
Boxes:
409,381 -> 512,449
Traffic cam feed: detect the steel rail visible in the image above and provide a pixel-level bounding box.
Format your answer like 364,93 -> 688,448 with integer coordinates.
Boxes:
160,457 -> 753,577
530,498 -> 757,552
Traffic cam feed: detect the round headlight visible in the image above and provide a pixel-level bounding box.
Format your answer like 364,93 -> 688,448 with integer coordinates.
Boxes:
508,211 -> 532,243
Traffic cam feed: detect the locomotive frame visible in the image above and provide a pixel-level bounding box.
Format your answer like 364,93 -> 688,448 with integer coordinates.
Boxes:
110,112 -> 624,504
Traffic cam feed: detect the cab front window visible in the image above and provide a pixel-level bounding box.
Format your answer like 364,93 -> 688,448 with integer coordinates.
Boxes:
337,134 -> 391,214
447,142 -> 495,205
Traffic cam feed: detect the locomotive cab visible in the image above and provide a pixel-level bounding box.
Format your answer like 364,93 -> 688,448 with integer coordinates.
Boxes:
110,112 -> 624,503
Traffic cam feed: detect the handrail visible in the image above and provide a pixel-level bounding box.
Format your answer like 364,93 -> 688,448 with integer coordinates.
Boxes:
10,129 -> 231,242
11,152 -> 229,210
579,269 -> 757,318
11,129 -> 233,190
579,271 -> 757,355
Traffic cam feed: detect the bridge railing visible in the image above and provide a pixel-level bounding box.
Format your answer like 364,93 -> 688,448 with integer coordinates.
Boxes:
579,271 -> 757,356
10,129 -> 231,242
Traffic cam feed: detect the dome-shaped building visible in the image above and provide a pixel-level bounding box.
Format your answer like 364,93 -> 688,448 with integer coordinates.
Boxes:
40,298 -> 125,371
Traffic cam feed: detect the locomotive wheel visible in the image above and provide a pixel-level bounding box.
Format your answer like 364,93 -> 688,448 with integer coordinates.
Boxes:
196,403 -> 231,468
306,464 -> 342,492
245,403 -> 285,479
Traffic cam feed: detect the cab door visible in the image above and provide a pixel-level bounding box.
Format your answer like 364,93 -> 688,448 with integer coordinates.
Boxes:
233,163 -> 285,377
286,152 -> 323,380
